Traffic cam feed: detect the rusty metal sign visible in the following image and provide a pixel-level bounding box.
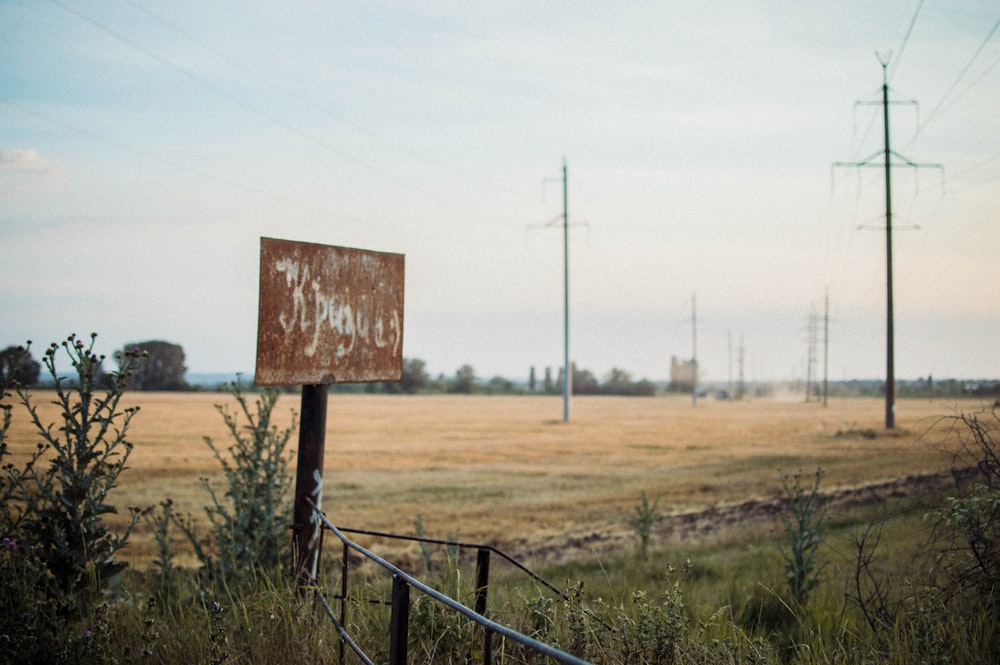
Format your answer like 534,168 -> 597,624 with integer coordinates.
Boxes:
254,237 -> 404,386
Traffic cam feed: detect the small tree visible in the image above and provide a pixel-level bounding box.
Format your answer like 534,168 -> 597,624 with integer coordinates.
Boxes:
571,363 -> 599,395
125,339 -> 188,390
0,334 -> 143,617
0,345 -> 41,387
452,364 -> 478,394
399,357 -> 430,394
603,368 -> 634,396
379,357 -> 428,394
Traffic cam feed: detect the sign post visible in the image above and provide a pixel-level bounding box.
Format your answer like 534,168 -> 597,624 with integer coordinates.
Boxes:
292,384 -> 327,584
254,237 -> 404,585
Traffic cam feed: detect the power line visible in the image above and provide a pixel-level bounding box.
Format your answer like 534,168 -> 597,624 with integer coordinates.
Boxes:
0,95 -> 456,248
120,0 -> 470,182
0,96 -> 270,198
42,0 -> 517,235
887,0 -> 924,84
916,17 -> 1000,136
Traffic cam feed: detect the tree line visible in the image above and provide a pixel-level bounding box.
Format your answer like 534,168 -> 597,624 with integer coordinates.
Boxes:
331,360 -> 658,396
13,339 -> 992,398
1,342 -> 658,396
1,340 -> 189,391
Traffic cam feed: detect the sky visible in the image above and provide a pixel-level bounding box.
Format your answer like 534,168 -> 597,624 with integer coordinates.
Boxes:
2,1 -> 998,385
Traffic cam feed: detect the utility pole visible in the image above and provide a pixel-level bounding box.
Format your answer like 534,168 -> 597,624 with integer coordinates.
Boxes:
834,58 -> 942,429
737,335 -> 745,400
880,61 -> 896,428
806,305 -> 818,403
728,330 -> 733,397
691,293 -> 697,407
561,159 -> 570,423
823,290 -> 830,407
534,159 -> 574,422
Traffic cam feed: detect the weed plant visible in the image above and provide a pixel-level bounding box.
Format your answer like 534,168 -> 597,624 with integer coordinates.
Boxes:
628,489 -> 661,562
173,380 -> 297,583
0,335 -> 143,618
778,467 -> 827,608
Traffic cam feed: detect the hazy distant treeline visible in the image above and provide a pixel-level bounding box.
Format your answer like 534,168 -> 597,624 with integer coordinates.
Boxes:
7,341 -> 998,399
330,360 -> 659,396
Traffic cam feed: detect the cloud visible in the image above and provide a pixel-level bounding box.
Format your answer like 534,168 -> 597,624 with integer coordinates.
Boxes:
0,149 -> 52,173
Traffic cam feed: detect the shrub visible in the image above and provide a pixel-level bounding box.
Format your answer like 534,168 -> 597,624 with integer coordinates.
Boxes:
0,535 -> 63,664
0,345 -> 41,386
926,405 -> 1000,612
845,405 -> 1000,661
612,562 -> 688,665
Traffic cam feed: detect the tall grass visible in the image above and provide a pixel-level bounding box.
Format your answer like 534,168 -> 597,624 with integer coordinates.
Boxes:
3,482 -> 996,664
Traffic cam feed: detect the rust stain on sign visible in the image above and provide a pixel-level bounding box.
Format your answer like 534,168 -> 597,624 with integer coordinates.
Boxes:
254,237 -> 404,386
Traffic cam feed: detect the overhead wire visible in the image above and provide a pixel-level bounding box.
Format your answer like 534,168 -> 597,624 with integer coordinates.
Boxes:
896,13 -> 1000,267
120,0 -> 470,183
41,0 -> 522,249
0,95 -> 406,239
887,0 -> 923,84
825,0 -> 925,305
915,16 -> 1000,138
878,5 -> 1000,316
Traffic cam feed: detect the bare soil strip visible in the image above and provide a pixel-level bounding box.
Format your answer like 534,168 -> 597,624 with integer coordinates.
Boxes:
515,469 -> 965,566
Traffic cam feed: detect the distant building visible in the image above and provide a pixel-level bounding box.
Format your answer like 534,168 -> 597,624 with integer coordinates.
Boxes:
669,356 -> 696,393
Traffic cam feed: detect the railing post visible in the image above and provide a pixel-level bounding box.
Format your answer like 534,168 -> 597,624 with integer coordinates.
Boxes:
476,547 -> 493,665
339,541 -> 349,664
475,548 -> 491,615
389,574 -> 410,665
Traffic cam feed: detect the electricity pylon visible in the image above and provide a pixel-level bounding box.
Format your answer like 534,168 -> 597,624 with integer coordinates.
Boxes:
806,305 -> 818,403
833,58 -> 942,429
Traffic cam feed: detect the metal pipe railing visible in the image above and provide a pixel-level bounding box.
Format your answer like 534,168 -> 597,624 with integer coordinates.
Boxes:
336,525 -> 569,600
311,509 -> 593,665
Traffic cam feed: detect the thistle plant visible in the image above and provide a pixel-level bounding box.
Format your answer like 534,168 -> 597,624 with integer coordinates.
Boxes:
1,334 -> 143,617
177,381 -> 297,582
628,490 -> 661,562
778,467 -> 827,608
614,561 -> 689,665
141,498 -> 181,601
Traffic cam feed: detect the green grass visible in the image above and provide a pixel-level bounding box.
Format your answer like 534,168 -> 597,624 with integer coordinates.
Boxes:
468,484 -> 984,662
7,483 -> 995,665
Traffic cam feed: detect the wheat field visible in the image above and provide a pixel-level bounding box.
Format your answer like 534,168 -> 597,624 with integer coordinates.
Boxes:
4,390 -> 983,568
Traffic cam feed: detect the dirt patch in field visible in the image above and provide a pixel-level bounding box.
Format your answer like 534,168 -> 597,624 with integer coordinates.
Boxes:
513,469 -> 968,566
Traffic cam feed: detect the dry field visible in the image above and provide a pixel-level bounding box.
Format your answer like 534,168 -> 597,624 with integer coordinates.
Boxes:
4,390 -> 988,568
